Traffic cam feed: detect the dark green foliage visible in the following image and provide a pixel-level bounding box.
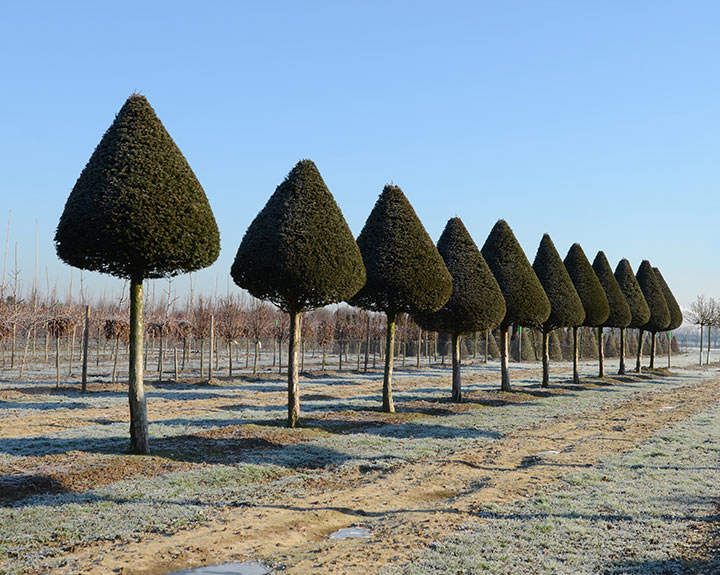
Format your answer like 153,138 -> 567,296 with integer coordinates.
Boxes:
592,251 -> 632,329
653,267 -> 683,332
487,331 -> 500,358
549,330 -> 563,360
480,220 -> 550,327
614,259 -> 650,329
532,234 -> 585,331
350,185 -> 452,316
55,94 -> 220,281
231,160 -> 365,313
636,261 -> 670,333
414,218 -> 505,336
510,328 -> 534,361
564,244 -> 609,327
581,328 -> 598,359
605,330 -> 619,357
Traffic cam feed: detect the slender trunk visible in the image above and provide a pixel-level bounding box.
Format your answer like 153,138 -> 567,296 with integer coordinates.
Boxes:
245,339 -> 250,369
208,315 -> 214,382
128,278 -> 148,454
668,332 -> 672,369
68,327 -> 75,377
253,340 -> 259,375
383,312 -> 396,412
484,330 -> 489,364
301,338 -> 305,372
364,316 -> 370,372
287,310 -> 301,428
619,328 -> 626,375
707,325 -> 712,365
572,326 -> 580,384
541,329 -> 550,388
649,332 -> 656,369
112,336 -> 120,385
55,335 -> 60,388
417,328 -> 422,368
81,306 -> 90,393
500,325 -> 511,392
357,340 -> 361,370
699,324 -> 704,366
598,326 -> 604,377
228,341 -> 233,377
157,326 -> 164,383
200,339 -> 205,377
636,329 -> 644,373
278,338 -> 283,374
338,341 -> 343,371
451,333 -> 462,402
11,322 -> 15,369
19,326 -> 30,380
96,325 -> 101,367
174,346 -> 179,381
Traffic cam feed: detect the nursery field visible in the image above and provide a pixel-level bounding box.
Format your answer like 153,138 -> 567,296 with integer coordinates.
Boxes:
1,354 -> 719,575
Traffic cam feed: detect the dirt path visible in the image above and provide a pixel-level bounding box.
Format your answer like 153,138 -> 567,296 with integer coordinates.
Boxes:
47,376 -> 720,575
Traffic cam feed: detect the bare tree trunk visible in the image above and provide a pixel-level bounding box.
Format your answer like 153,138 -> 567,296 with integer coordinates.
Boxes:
228,341 -> 233,377
208,315 -> 214,382
68,326 -> 76,377
417,328 -> 422,368
451,333 -> 462,402
200,339 -> 205,377
707,325 -> 712,365
128,278 -> 148,454
112,336 -> 120,385
81,306 -> 90,393
500,325 -> 511,392
485,330 -> 489,364
253,340 -> 259,375
55,335 -> 60,388
541,330 -> 550,388
636,329 -> 644,373
287,310 -> 301,428
668,332 -> 672,369
572,326 -> 580,384
698,324 -> 703,366
157,326 -> 164,383
174,346 -> 179,381
598,326 -> 604,377
18,326 -> 30,380
649,331 -> 656,369
383,312 -> 396,412
619,328 -> 626,375
364,315 -> 370,372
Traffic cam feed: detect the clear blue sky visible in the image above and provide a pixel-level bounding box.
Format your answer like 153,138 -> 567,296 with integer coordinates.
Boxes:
1,1 -> 718,309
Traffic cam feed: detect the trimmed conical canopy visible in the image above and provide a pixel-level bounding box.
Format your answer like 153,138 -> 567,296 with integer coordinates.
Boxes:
532,234 -> 585,331
564,243 -> 609,327
55,94 -> 220,280
231,159 -> 366,313
481,220 -> 550,328
592,251 -> 632,329
653,267 -> 683,332
614,259 -> 650,329
349,184 -> 452,316
636,260 -> 670,333
414,217 -> 505,335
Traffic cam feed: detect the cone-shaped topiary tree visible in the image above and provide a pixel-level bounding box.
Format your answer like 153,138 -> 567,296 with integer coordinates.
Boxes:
652,267 -> 683,368
635,261 -> 670,371
350,185 -> 452,412
532,234 -> 585,387
592,251 -> 632,377
414,218 -> 505,401
231,160 -> 366,427
614,259 -> 650,375
481,220 -> 550,391
564,243 -> 609,384
55,94 -> 220,454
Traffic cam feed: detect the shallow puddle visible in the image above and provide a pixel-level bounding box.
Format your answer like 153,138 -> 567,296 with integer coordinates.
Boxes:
329,525 -> 372,539
167,560 -> 271,575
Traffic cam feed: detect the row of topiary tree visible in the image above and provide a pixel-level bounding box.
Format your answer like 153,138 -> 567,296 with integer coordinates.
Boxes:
53,94 -> 682,454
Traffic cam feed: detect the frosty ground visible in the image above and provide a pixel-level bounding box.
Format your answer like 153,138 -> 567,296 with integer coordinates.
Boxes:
1,353 -> 719,574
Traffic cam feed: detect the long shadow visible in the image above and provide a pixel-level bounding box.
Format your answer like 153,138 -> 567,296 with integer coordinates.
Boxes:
608,557 -> 720,575
1,401 -> 91,411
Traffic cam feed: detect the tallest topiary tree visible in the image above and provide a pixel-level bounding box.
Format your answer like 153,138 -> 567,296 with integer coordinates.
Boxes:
55,94 -> 220,454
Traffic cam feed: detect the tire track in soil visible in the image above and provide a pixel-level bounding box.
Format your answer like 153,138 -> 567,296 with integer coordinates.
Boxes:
48,376 -> 720,575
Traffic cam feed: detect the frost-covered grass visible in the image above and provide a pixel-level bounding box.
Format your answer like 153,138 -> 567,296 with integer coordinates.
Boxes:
0,356 -> 717,574
383,405 -> 720,575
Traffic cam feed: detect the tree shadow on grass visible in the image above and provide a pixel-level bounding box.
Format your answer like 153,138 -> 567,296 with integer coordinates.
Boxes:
608,556 -> 720,574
